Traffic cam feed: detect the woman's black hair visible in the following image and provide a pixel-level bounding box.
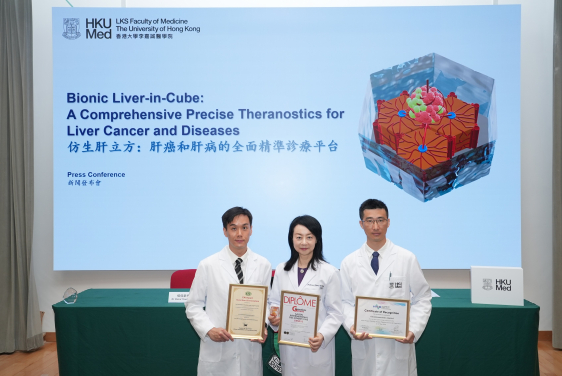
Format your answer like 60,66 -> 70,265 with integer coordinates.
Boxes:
284,215 -> 326,272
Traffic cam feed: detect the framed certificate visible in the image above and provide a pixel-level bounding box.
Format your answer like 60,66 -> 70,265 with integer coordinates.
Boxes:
354,296 -> 410,339
278,291 -> 320,348
225,284 -> 268,340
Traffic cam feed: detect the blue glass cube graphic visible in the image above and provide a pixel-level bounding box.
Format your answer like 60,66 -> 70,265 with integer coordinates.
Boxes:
358,53 -> 497,202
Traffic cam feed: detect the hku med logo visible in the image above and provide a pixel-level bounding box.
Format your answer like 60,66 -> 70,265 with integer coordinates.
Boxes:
495,279 -> 512,291
86,18 -> 112,39
62,18 -> 81,40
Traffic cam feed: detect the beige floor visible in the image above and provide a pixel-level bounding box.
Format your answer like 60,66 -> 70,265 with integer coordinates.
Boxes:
0,343 -> 58,376
0,340 -> 561,376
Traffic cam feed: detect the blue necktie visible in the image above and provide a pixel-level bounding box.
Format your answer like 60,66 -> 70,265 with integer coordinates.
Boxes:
371,252 -> 379,275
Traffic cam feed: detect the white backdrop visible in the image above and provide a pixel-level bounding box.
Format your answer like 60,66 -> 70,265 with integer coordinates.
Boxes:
32,0 -> 553,331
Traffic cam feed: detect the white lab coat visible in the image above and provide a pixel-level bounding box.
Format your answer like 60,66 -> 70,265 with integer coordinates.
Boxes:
340,241 -> 432,376
269,261 -> 344,376
185,246 -> 272,376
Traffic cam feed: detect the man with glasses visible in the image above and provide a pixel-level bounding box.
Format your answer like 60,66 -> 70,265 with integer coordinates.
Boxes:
340,199 -> 432,376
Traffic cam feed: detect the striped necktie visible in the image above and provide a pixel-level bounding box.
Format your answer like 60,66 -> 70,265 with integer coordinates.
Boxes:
235,258 -> 244,284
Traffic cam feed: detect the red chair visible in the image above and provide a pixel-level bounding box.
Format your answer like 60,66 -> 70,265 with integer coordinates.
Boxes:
170,269 -> 197,288
171,269 -> 276,288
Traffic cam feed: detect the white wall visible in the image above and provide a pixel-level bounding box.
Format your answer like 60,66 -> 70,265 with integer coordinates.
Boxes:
32,0 -> 554,332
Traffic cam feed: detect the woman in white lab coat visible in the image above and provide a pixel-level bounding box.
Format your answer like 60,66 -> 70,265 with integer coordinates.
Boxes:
268,215 -> 344,376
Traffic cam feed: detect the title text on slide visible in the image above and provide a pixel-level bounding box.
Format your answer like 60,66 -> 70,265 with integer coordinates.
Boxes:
67,92 -> 203,104
66,108 -> 344,122
65,92 -> 345,121
67,125 -> 240,137
67,138 -> 338,153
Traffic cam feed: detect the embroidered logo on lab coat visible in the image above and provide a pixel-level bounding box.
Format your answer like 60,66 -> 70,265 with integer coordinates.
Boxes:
307,284 -> 324,289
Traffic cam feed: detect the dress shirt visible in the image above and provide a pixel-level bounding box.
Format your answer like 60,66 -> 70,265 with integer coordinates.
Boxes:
364,239 -> 390,273
227,246 -> 248,278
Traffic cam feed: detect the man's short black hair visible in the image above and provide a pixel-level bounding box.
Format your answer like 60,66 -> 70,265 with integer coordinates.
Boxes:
222,207 -> 253,229
359,199 -> 389,219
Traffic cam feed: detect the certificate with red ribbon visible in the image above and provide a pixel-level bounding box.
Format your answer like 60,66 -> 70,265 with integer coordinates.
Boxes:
278,291 -> 320,348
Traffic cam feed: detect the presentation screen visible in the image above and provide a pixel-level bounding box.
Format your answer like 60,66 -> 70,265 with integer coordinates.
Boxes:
53,6 -> 521,270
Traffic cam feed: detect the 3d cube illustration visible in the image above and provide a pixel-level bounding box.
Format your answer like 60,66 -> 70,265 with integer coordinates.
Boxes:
358,53 -> 496,202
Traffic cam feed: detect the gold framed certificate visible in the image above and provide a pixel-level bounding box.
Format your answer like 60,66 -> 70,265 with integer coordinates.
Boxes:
354,296 -> 410,339
278,291 -> 320,348
225,284 -> 268,340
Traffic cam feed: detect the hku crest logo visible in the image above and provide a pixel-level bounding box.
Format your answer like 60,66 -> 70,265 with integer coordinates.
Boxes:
482,278 -> 493,291
62,18 -> 81,40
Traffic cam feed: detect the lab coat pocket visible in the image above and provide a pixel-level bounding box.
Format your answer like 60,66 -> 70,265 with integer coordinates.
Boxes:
199,340 -> 222,362
351,339 -> 366,359
394,341 -> 410,360
389,276 -> 406,298
303,285 -> 323,297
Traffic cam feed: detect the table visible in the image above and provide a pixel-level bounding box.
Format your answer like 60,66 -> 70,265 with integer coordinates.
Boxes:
53,289 -> 539,376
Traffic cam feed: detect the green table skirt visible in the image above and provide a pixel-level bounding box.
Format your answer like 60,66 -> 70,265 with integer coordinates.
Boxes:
53,288 -> 539,376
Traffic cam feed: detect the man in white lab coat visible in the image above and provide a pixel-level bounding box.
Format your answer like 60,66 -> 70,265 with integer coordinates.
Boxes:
185,207 -> 272,376
340,199 -> 432,376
